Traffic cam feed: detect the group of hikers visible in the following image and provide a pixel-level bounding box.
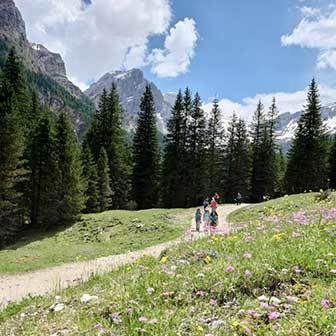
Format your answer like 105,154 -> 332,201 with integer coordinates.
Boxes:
195,192 -> 243,232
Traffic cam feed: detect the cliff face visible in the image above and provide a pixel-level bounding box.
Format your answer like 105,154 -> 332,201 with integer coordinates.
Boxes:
86,69 -> 173,132
0,0 -> 94,135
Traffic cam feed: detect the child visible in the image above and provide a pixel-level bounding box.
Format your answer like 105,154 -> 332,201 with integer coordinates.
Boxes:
195,208 -> 202,232
210,197 -> 218,210
203,208 -> 210,228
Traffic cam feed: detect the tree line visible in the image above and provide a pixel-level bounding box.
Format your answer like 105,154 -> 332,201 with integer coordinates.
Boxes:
0,49 -> 335,246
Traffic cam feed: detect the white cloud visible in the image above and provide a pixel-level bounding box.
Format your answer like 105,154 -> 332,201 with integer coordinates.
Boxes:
16,0 -> 198,82
300,6 -> 320,17
203,85 -> 336,122
281,6 -> 336,70
148,18 -> 198,77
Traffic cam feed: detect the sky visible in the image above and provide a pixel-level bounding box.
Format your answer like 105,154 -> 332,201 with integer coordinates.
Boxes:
14,0 -> 336,119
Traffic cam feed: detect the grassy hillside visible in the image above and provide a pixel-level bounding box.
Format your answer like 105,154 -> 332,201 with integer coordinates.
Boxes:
0,208 -> 192,274
1,194 -> 335,335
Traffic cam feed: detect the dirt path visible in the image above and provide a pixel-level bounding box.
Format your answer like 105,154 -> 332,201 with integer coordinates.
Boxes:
0,204 -> 246,307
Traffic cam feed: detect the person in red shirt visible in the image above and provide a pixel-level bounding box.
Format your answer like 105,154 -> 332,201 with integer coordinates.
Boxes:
210,197 -> 217,210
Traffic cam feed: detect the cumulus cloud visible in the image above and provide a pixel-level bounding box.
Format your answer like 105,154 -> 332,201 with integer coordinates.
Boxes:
148,18 -> 198,77
281,6 -> 336,70
203,85 -> 336,122
15,0 -> 196,85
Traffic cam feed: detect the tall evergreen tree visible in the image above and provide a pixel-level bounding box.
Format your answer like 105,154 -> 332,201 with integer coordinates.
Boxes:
86,85 -> 131,209
81,142 -> 99,213
285,79 -> 328,193
188,92 -> 207,205
250,100 -> 267,202
132,85 -> 160,209
97,147 -> 112,212
30,112 -> 59,227
206,99 -> 224,197
161,90 -> 185,207
55,111 -> 84,224
223,116 -> 250,201
0,50 -> 26,245
261,97 -> 280,198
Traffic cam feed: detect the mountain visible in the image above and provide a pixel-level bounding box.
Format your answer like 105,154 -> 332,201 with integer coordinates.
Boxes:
0,0 -> 95,135
276,103 -> 336,153
85,69 -> 174,133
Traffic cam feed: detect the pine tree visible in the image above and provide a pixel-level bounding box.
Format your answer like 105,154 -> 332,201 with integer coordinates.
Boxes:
30,112 -> 59,227
0,50 -> 26,245
97,147 -> 112,212
86,84 -> 131,209
132,85 -> 160,209
285,79 -> 328,193
188,92 -> 207,206
206,99 -> 224,197
223,113 -> 238,201
161,90 -> 185,207
0,78 -> 25,245
55,111 -> 84,224
223,116 -> 250,201
81,142 -> 99,213
250,100 -> 267,202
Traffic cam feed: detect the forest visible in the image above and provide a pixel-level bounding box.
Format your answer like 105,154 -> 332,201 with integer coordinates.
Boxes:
0,48 -> 335,246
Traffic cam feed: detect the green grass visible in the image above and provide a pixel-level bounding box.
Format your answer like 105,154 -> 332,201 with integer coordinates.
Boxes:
0,208 -> 192,274
1,193 -> 336,335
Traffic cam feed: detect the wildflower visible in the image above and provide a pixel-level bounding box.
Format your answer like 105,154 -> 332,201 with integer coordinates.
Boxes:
330,269 -> 336,274
149,319 -> 157,324
146,287 -> 155,294
245,235 -> 254,241
209,298 -> 217,306
267,311 -> 280,320
245,269 -> 252,278
292,231 -> 301,238
293,265 -> 301,274
139,316 -> 148,322
320,299 -> 331,309
197,273 -> 205,278
160,256 -> 168,264
196,290 -> 205,297
243,252 -> 252,259
197,325 -> 204,332
226,265 -> 235,273
204,256 -> 212,264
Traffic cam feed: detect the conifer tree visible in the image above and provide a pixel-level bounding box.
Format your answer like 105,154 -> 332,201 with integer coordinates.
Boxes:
81,142 -> 99,213
224,116 -> 250,201
206,99 -> 224,197
97,147 -> 112,212
188,92 -> 207,205
0,50 -> 26,245
161,90 -> 185,207
132,85 -> 160,209
30,112 -> 59,227
250,100 -> 267,202
55,111 -> 84,224
0,78 -> 24,245
285,79 -> 328,193
86,85 -> 131,209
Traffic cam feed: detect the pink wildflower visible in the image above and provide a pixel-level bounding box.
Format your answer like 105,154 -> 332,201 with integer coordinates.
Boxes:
139,316 -> 148,322
243,252 -> 252,259
292,231 -> 301,238
245,269 -> 252,278
226,265 -> 235,273
267,311 -> 280,320
330,269 -> 336,274
146,287 -> 155,294
209,299 -> 217,306
320,299 -> 331,309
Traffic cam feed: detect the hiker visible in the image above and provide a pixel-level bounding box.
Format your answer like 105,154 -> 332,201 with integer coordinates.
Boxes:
195,208 -> 202,232
214,192 -> 220,201
203,198 -> 209,210
209,208 -> 218,226
235,192 -> 242,206
203,207 -> 210,228
210,197 -> 218,210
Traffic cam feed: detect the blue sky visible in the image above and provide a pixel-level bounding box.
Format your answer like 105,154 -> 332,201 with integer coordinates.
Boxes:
145,0 -> 317,101
16,0 -> 336,117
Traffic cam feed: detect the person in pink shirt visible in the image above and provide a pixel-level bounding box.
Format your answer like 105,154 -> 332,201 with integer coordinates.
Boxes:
210,197 -> 217,210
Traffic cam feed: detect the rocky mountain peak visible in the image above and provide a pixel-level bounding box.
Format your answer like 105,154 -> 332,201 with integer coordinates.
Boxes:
85,68 -> 173,132
0,0 -> 27,47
